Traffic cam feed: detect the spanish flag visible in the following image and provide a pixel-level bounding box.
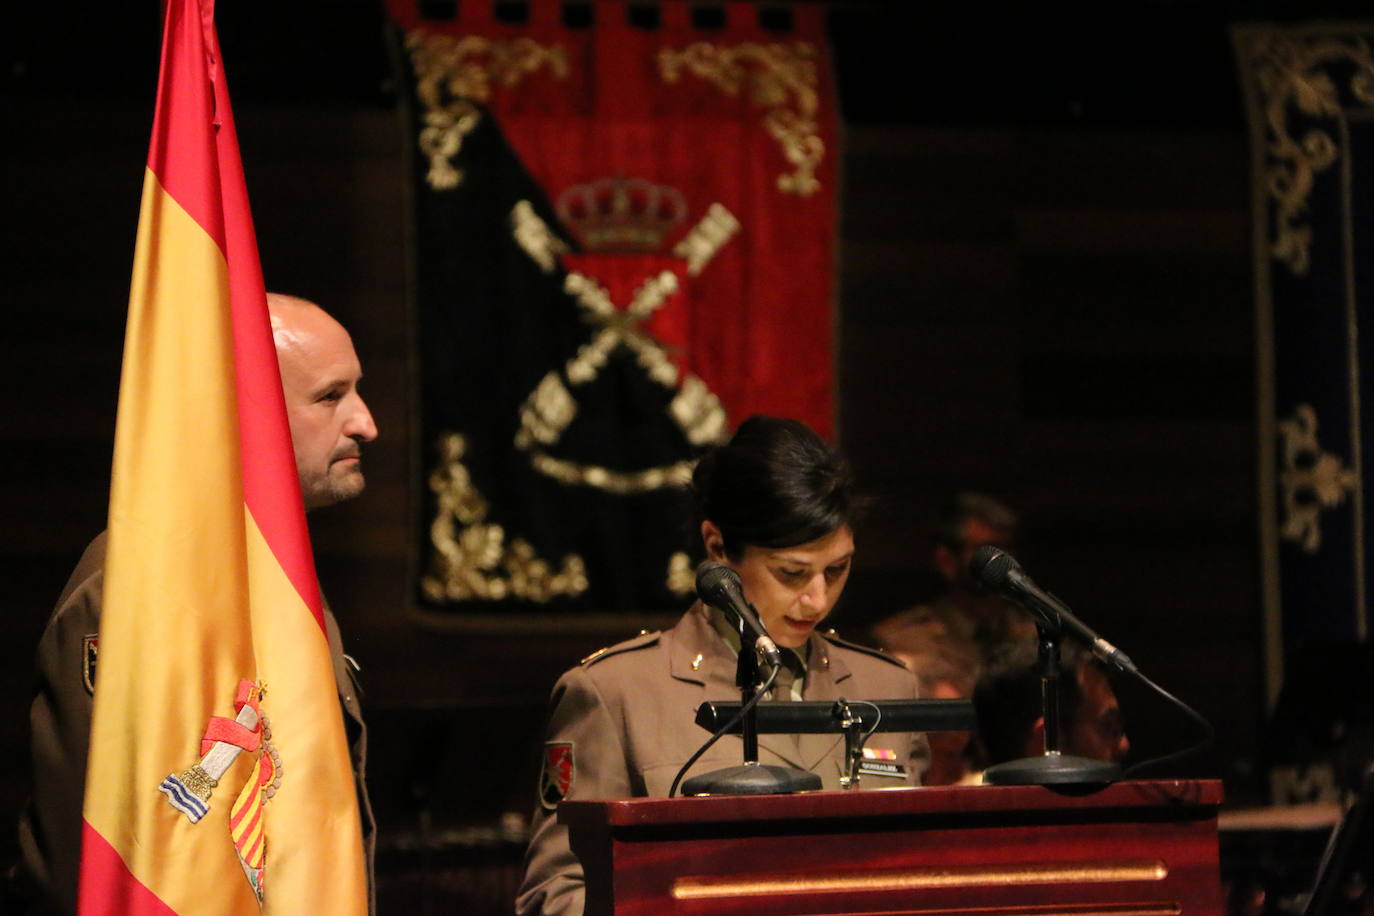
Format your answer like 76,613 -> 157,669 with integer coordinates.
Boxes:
77,1 -> 368,913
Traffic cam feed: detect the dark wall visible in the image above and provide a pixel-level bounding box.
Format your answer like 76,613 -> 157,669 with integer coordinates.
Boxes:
1,0 -> 1271,890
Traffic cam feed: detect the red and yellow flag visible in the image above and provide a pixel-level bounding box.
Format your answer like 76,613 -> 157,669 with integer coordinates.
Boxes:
77,0 -> 368,912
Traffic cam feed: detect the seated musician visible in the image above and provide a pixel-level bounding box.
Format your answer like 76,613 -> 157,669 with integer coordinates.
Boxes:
515,416 -> 930,916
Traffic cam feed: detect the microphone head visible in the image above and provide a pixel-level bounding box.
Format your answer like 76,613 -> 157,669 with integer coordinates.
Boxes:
695,561 -> 742,608
969,545 -> 1021,591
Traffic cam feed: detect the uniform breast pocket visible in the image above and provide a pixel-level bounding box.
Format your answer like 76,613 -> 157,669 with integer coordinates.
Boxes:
640,750 -> 744,797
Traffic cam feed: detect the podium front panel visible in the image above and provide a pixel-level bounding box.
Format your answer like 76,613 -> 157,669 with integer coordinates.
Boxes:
561,780 -> 1223,915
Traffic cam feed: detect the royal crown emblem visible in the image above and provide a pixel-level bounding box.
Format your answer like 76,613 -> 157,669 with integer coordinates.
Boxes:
556,176 -> 688,253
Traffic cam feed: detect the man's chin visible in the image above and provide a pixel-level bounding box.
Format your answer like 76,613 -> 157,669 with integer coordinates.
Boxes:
304,470 -> 365,510
330,471 -> 366,504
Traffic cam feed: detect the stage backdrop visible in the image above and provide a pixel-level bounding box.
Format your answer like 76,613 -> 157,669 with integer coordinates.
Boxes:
1236,23 -> 1374,691
388,0 -> 839,621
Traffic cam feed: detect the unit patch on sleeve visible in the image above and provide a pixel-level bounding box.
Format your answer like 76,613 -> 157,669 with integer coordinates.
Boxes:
540,741 -> 575,811
82,634 -> 99,695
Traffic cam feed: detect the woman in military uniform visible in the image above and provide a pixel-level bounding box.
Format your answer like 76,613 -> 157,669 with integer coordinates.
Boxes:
516,416 -> 929,916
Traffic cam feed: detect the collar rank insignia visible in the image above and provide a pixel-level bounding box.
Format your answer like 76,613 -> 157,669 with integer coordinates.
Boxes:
540,742 -> 575,811
157,680 -> 280,903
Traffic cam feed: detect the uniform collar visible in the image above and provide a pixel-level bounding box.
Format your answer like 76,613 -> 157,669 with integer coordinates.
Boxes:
665,603 -> 859,774
667,603 -> 852,690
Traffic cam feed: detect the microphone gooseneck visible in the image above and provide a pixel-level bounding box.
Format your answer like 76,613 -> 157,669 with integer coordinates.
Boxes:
969,545 -> 1135,674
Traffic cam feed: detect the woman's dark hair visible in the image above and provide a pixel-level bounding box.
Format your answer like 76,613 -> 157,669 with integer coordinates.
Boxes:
691,415 -> 855,559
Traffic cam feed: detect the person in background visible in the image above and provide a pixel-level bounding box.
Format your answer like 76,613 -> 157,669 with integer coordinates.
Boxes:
869,492 -> 1029,783
889,626 -> 984,785
872,492 -> 1031,672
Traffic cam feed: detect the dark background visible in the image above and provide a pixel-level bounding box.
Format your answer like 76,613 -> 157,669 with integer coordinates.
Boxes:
0,0 -> 1350,908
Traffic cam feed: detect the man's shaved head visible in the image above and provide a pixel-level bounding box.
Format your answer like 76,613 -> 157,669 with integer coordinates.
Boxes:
267,293 -> 377,509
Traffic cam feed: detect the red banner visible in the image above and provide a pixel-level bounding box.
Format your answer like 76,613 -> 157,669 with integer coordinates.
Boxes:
391,0 -> 839,435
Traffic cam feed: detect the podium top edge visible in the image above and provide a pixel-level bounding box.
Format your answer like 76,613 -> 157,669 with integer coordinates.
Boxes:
557,779 -> 1225,830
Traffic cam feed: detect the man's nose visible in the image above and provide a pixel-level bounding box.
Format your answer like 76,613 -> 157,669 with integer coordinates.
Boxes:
345,395 -> 379,442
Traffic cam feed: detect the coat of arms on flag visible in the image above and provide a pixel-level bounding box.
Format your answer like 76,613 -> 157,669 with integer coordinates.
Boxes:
157,681 -> 282,901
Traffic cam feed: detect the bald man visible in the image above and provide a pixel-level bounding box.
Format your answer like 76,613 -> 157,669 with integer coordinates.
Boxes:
10,295 -> 379,915
268,293 -> 378,509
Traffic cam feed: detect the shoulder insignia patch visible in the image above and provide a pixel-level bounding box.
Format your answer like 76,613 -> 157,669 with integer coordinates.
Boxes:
540,741 -> 574,810
580,630 -> 661,667
82,634 -> 98,695
821,630 -> 908,669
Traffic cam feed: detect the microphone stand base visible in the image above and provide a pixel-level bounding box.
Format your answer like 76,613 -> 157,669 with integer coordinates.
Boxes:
983,754 -> 1121,787
681,762 -> 822,796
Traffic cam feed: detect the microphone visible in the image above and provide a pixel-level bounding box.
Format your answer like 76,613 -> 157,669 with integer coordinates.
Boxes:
695,562 -> 783,668
969,546 -> 1137,674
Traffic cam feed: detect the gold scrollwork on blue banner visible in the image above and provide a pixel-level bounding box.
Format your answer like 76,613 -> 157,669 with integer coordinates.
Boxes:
1278,404 -> 1359,553
1238,32 -> 1374,275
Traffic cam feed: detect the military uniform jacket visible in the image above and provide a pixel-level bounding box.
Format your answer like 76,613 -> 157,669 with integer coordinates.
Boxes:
516,603 -> 929,916
11,533 -> 376,916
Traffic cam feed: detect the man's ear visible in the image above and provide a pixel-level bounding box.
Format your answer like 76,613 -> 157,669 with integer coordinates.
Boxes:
701,520 -> 727,562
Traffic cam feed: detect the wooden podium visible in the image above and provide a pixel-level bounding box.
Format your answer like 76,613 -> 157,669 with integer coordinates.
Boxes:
560,779 -> 1224,915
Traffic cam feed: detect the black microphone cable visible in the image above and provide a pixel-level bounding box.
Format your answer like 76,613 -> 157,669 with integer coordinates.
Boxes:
668,662 -> 780,798
1121,666 -> 1216,777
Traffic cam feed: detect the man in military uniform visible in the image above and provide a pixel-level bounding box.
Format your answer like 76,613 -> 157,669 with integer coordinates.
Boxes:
872,492 -> 1029,676
10,294 -> 379,915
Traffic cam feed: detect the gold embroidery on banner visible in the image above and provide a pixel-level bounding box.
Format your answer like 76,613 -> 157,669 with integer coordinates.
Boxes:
560,270 -> 681,388
666,552 -> 695,597
424,432 -> 589,602
527,452 -> 695,495
517,372 -> 578,448
1241,34 -> 1374,275
407,32 -> 569,190
513,271 -> 728,491
511,200 -> 571,273
671,376 -> 727,446
659,42 -> 824,196
1278,403 -> 1360,553
673,203 -> 741,276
